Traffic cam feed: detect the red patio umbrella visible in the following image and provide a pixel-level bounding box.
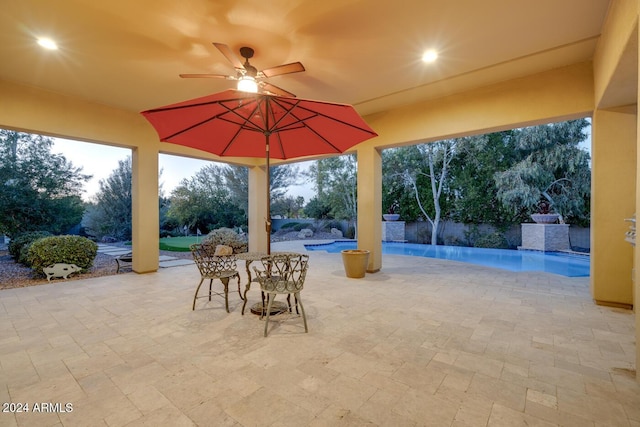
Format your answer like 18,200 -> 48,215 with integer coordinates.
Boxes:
141,89 -> 377,253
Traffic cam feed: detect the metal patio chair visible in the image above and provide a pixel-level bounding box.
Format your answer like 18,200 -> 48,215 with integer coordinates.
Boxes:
190,243 -> 241,312
253,254 -> 309,337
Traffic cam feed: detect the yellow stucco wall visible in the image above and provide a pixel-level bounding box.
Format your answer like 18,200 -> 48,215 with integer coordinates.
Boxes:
0,80 -> 153,147
362,62 -> 594,149
637,58 -> 640,384
593,0 -> 638,107
247,165 -> 269,253
592,0 -> 638,380
591,109 -> 636,306
356,145 -> 382,272
131,144 -> 160,273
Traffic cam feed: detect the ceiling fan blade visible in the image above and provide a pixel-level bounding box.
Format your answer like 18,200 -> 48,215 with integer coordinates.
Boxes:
261,62 -> 305,78
213,42 -> 245,70
261,82 -> 296,97
179,73 -> 235,79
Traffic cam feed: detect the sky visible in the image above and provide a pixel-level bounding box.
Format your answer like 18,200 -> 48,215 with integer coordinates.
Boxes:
52,138 -> 316,202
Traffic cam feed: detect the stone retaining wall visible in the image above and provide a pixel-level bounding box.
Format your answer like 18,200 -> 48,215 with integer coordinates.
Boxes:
520,224 -> 571,251
272,218 -> 591,251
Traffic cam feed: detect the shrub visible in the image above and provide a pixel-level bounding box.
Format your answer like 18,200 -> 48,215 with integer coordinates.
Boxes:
26,235 -> 98,275
414,227 -> 430,244
444,235 -> 466,246
202,228 -> 248,254
325,220 -> 342,231
345,226 -> 356,239
293,223 -> 314,232
280,222 -> 300,230
473,232 -> 509,249
159,228 -> 181,238
8,231 -> 53,264
463,225 -> 481,247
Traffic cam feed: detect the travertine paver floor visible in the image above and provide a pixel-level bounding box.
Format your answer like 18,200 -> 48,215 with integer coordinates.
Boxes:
0,241 -> 638,426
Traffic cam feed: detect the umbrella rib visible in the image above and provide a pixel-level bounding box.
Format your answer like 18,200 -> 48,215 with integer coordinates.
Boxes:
264,98 -> 297,158
266,98 -> 376,157
218,100 -> 268,156
273,98 -> 377,134
162,115 -> 218,141
291,120 -> 343,154
266,98 -> 299,133
143,100 -> 217,114
269,98 -> 378,140
222,99 -> 266,133
159,98 -> 265,143
262,98 -> 330,158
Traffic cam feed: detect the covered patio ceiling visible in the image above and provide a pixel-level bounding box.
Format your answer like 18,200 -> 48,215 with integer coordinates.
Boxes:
0,0 -> 628,119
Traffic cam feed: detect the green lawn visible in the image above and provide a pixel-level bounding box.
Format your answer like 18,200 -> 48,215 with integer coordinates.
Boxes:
159,236 -> 204,252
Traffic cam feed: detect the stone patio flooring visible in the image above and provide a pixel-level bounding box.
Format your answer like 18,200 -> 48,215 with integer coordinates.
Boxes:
1,240 -> 638,426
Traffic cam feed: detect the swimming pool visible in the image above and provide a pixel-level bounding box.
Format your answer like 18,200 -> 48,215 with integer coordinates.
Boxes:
304,241 -> 590,277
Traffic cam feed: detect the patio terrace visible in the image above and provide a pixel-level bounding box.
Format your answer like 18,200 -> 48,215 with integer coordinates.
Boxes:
1,241 -> 638,426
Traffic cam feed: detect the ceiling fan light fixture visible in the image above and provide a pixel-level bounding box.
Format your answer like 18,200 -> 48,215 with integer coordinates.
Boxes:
37,37 -> 58,50
237,76 -> 258,93
422,49 -> 438,63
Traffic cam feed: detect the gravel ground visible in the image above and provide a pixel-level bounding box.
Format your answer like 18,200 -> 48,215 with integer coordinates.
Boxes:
0,230 -> 339,290
0,245 -> 193,291
0,249 -> 118,290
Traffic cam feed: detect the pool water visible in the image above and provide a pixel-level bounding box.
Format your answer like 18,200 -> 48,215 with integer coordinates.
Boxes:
304,241 -> 590,277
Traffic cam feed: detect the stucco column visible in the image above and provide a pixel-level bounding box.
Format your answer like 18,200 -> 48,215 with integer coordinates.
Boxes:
636,19 -> 640,382
637,112 -> 640,380
131,144 -> 159,273
591,109 -> 636,307
248,164 -> 268,252
356,145 -> 382,272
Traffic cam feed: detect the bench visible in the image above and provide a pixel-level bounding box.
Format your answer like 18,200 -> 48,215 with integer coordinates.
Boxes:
115,252 -> 132,273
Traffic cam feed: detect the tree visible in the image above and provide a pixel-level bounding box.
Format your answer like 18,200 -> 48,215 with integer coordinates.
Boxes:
270,164 -> 300,200
167,164 -> 245,233
271,195 -> 305,218
449,132 -> 518,224
159,195 -> 178,237
406,141 -> 456,245
383,141 -> 457,245
0,130 -> 90,237
303,196 -> 333,219
223,165 -> 249,213
494,119 -> 591,224
307,155 -> 357,222
84,157 -> 132,240
383,146 -> 427,221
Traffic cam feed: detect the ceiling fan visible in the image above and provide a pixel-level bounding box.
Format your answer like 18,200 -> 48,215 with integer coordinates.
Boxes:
180,42 -> 305,97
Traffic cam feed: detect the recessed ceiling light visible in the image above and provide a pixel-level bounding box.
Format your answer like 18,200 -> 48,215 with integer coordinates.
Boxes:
422,49 -> 438,63
37,37 -> 58,50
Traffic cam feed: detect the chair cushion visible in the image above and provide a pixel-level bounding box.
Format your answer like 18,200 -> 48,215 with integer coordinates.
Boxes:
214,245 -> 233,256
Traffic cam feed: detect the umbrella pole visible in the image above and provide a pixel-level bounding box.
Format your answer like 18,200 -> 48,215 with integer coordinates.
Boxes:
266,136 -> 271,255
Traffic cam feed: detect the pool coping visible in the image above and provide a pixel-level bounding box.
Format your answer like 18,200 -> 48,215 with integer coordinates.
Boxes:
304,239 -> 590,257
302,240 -> 590,277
